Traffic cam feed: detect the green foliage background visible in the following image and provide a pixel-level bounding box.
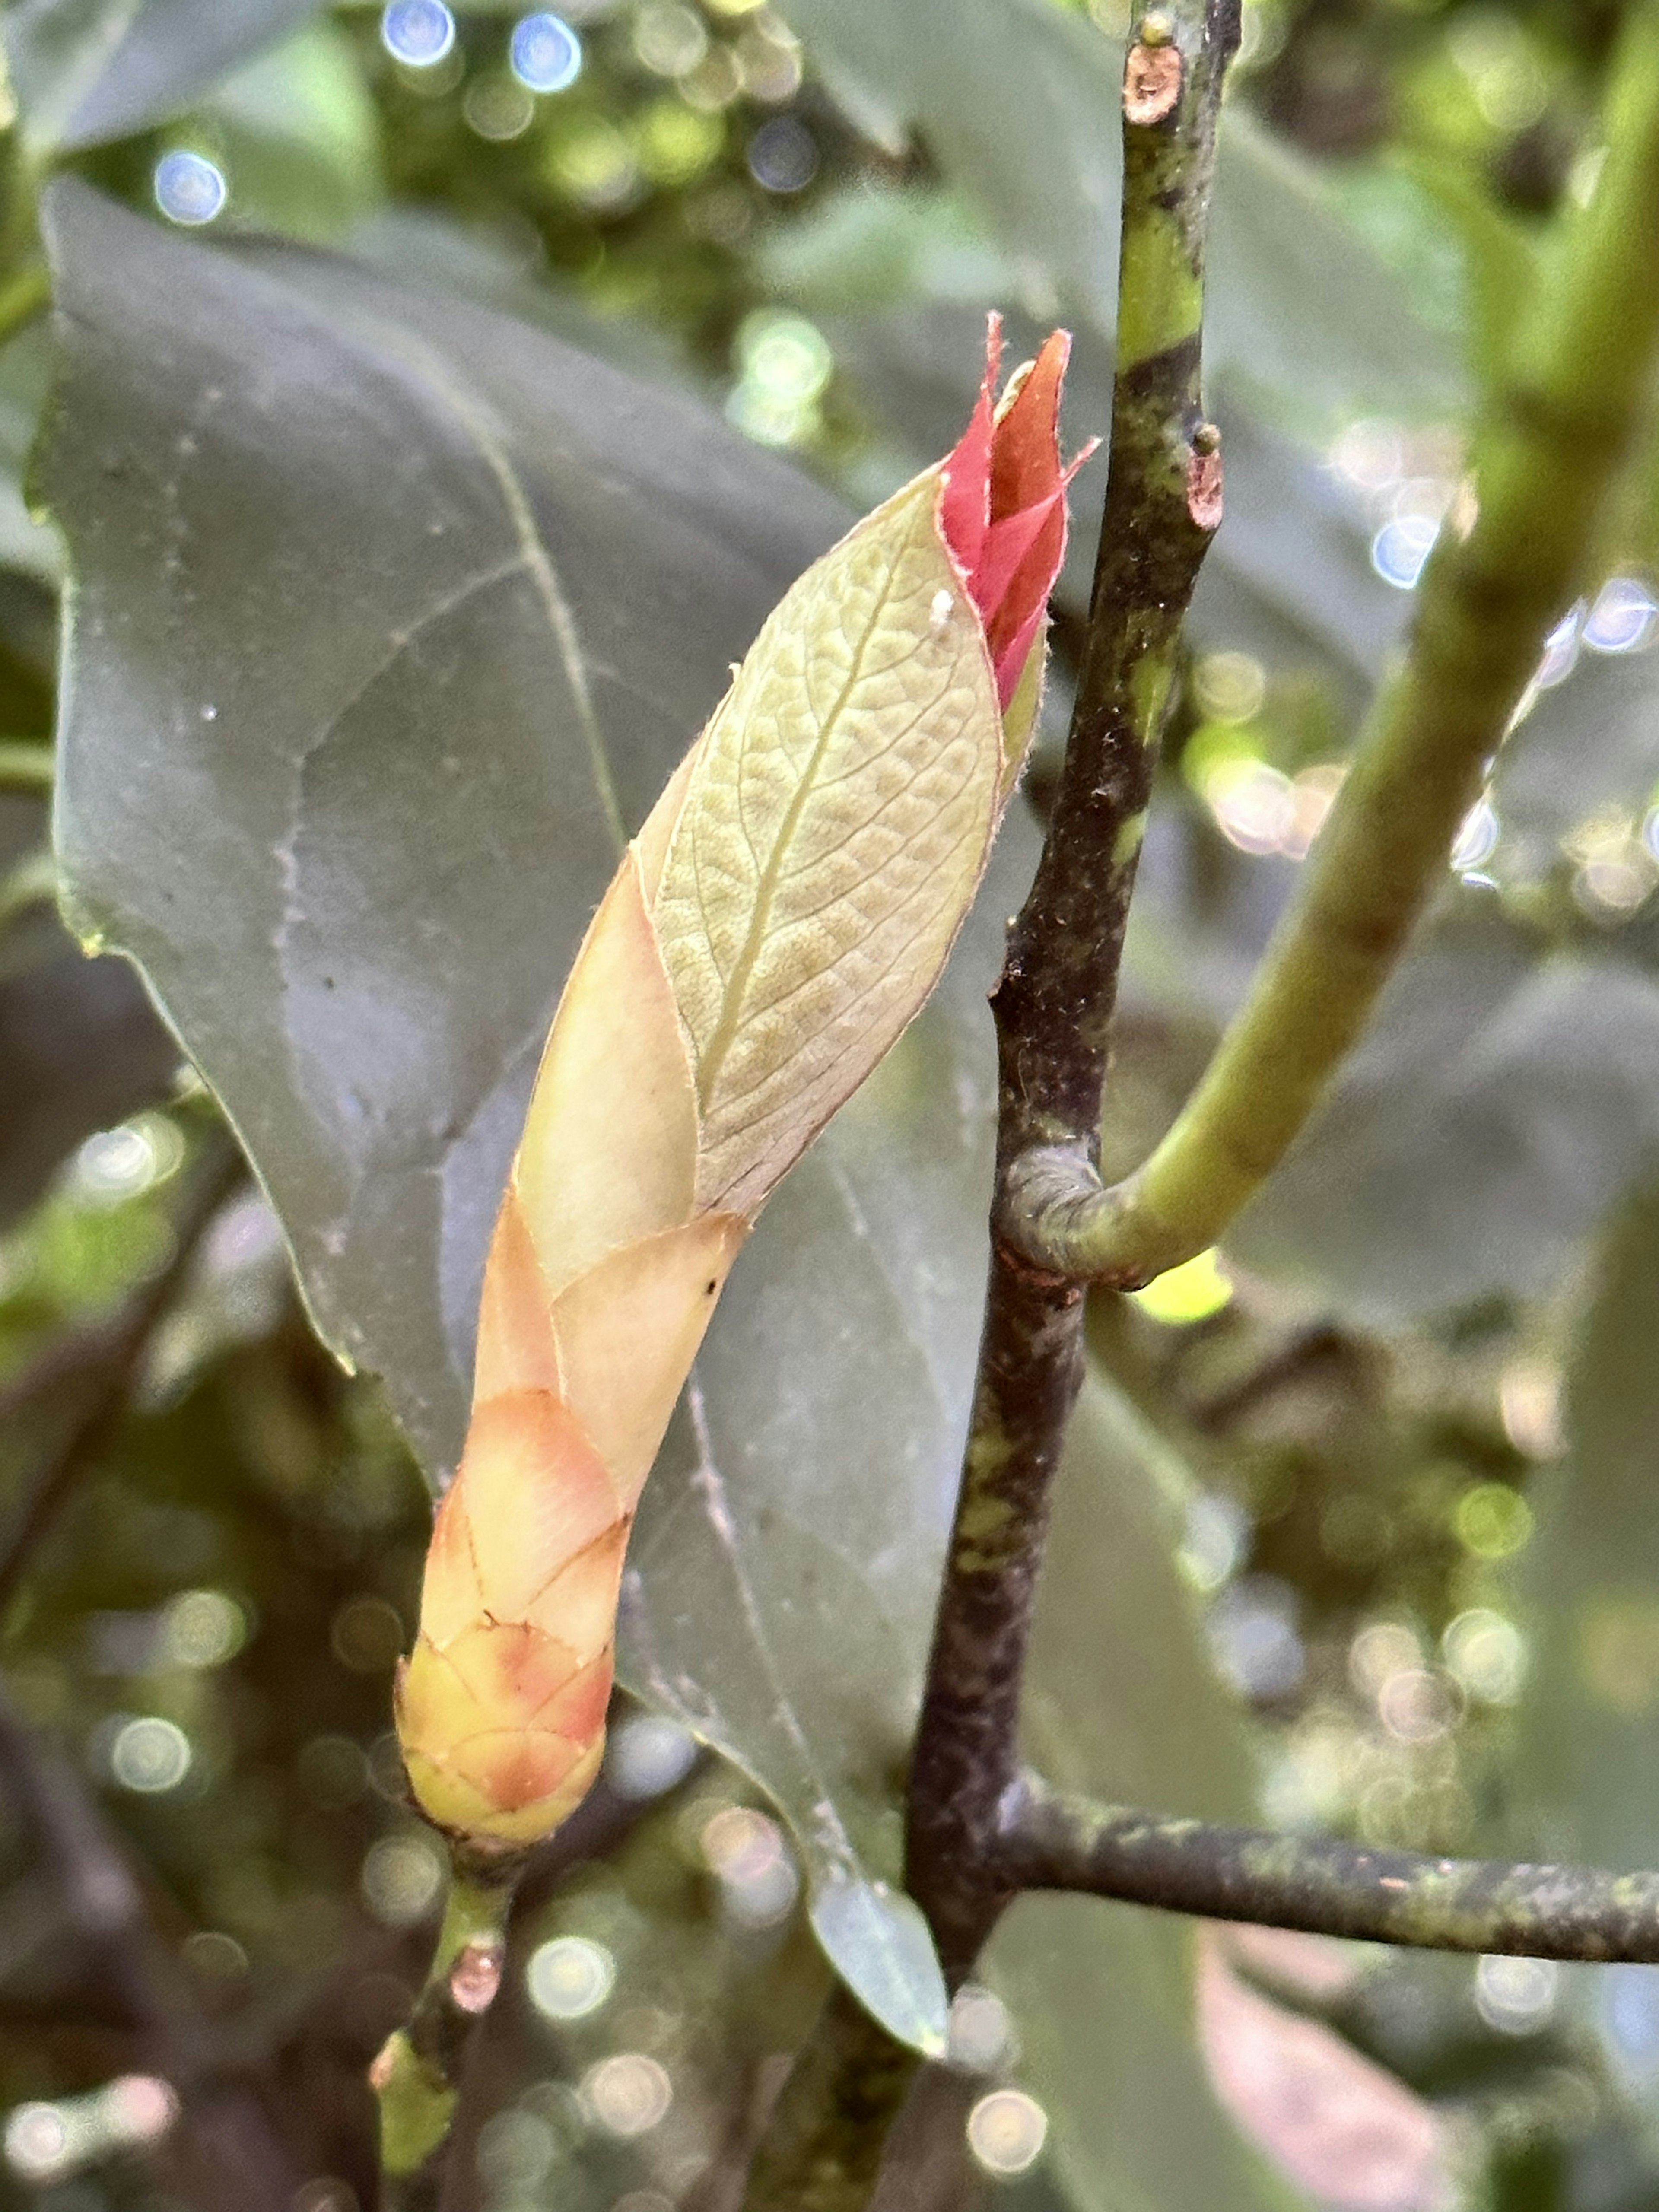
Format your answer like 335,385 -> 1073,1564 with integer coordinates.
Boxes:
5,1 -> 1659,2208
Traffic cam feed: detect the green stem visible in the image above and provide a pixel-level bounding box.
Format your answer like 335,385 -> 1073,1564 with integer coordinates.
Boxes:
0,740 -> 51,795
373,1853 -> 520,2204
1004,1 -> 1659,1285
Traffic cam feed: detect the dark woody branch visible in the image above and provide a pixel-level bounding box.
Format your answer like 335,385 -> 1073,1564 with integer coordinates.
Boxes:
1001,1778 -> 1659,1966
906,0 -> 1241,1986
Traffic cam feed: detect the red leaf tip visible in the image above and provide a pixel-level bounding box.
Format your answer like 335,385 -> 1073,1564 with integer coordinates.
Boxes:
939,314 -> 1096,708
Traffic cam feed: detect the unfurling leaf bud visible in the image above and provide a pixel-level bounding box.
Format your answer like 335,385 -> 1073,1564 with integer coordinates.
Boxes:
396,319 -> 1095,1852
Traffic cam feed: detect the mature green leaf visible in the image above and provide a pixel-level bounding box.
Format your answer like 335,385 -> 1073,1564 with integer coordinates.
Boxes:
192,18 -> 385,245
776,0 -> 1462,432
1208,115 -> 1465,435
1226,919 -> 1659,1325
1506,1183 -> 1659,2131
1512,1181 -> 1659,1872
777,0 -> 1122,329
3,0 -> 326,154
758,184 -> 1013,323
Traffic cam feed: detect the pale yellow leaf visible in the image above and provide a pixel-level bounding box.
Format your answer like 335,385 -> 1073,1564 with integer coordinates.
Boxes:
514,850 -> 699,1294
654,471 -> 1005,1216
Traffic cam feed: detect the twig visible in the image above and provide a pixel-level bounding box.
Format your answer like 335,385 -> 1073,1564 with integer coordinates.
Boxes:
0,739 -> 51,796
1001,1780 -> 1659,1964
374,1753 -> 711,2210
1000,0 -> 1659,1287
905,0 -> 1241,1982
374,1852 -> 522,2208
0,1128 -> 243,1620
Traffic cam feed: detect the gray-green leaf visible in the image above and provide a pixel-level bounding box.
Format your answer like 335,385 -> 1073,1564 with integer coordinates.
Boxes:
4,0 -> 327,154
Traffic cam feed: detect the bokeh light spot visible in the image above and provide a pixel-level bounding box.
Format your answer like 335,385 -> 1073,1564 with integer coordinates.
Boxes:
607,1711 -> 699,1799
636,98 -> 724,186
1584,575 -> 1659,654
1371,513 -> 1438,590
948,1985 -> 1014,2072
73,1115 -> 184,1205
582,2053 -> 672,2136
1205,757 -> 1294,855
183,1929 -> 249,1981
548,118 -> 642,210
1454,1482 -> 1533,1560
967,2089 -> 1048,2175
1476,1953 -> 1557,2035
1377,1667 -> 1458,1744
701,1804 -> 799,1927
1348,1620 -> 1421,1698
4,2103 -> 69,2180
633,0 -> 706,75
734,20 -> 803,102
154,151 -> 227,226
464,75 -> 536,140
1193,650 -> 1265,724
747,115 -> 818,192
1443,1609 -> 1527,1705
511,13 -> 583,92
1208,1577 -> 1304,1700
381,0 -> 456,65
162,1588 -> 247,1670
526,1934 -> 616,2020
361,1833 -> 445,1926
476,2107 -> 556,2194
103,2075 -> 178,2148
110,1715 -> 192,1794
330,1595 -> 405,1673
